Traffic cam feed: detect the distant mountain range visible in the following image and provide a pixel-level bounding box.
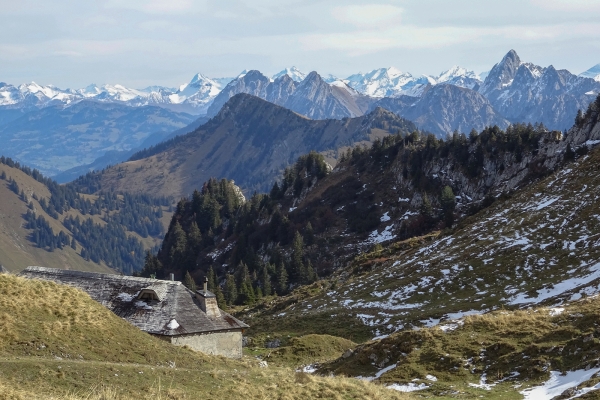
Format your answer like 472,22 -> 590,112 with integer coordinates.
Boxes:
0,101 -> 196,176
1,50 -> 599,179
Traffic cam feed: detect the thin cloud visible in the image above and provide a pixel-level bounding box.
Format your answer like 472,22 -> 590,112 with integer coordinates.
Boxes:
530,0 -> 600,12
300,22 -> 600,54
332,4 -> 403,28
104,0 -> 200,14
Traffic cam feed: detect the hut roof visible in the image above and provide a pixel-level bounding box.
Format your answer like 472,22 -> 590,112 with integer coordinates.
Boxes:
20,266 -> 248,336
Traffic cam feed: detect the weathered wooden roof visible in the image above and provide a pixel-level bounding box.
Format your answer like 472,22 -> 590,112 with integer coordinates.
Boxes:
20,266 -> 248,336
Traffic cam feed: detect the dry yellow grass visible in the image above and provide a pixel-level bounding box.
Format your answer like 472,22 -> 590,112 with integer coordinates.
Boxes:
0,274 -> 410,400
0,165 -> 113,274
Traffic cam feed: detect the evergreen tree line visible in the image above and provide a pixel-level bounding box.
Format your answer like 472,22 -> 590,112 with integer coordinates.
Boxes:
24,210 -> 72,251
140,156 -> 327,305
159,229 -> 317,307
0,156 -> 169,238
141,119 -> 582,306
0,157 -> 168,272
63,215 -> 149,275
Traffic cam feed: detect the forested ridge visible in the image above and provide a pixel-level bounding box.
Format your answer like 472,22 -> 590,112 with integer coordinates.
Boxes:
142,116 -> 570,307
0,156 -> 172,274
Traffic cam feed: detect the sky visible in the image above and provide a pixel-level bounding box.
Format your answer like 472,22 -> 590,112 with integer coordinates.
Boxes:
1,0 -> 599,89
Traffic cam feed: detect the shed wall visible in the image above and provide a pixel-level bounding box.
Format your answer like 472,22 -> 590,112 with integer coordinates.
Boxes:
168,331 -> 243,358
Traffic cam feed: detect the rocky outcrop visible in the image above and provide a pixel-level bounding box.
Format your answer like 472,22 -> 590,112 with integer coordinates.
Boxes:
371,85 -> 509,136
207,70 -> 373,120
479,50 -> 600,131
395,98 -> 600,212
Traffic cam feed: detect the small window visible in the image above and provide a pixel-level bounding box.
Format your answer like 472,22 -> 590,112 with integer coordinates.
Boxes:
138,289 -> 160,301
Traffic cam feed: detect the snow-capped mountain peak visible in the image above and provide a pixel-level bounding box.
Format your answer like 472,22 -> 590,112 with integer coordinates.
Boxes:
435,66 -> 480,83
272,66 -> 306,82
580,64 -> 600,82
344,67 -> 421,98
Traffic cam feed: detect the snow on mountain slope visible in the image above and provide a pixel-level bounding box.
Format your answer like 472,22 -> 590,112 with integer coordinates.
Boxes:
580,63 -> 600,81
0,72 -> 230,115
272,67 -> 307,82
239,107 -> 600,342
344,67 -> 427,98
344,66 -> 480,98
479,50 -> 600,130
435,66 -> 480,83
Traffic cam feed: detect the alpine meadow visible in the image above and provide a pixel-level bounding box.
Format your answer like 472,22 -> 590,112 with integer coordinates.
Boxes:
2,2 -> 600,399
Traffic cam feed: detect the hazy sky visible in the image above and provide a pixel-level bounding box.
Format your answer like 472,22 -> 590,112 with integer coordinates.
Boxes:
1,0 -> 599,88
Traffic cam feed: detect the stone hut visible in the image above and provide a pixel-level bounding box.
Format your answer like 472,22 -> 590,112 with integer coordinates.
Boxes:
20,266 -> 248,358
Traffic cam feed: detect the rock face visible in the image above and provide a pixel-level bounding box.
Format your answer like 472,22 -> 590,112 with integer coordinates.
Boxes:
479,50 -> 600,131
91,94 -> 417,196
397,99 -> 600,211
206,70 -> 373,120
371,85 -> 509,136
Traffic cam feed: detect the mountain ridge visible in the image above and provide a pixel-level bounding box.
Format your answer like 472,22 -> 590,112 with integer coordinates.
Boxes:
73,93 -> 418,197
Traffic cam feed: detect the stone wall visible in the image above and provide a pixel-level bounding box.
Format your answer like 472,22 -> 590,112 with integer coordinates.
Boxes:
167,330 -> 243,358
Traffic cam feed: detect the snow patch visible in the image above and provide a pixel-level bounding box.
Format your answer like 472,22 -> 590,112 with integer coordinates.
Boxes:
520,368 -> 600,399
387,383 -> 429,392
368,225 -> 395,244
166,319 -> 180,330
134,301 -> 152,310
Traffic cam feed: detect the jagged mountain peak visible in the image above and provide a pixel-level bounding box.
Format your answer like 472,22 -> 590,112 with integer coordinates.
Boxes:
435,65 -> 480,82
301,71 -> 325,83
187,73 -> 216,86
272,66 -> 306,83
479,49 -> 523,95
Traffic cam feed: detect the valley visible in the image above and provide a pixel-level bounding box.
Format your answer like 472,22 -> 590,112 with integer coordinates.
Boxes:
1,36 -> 600,399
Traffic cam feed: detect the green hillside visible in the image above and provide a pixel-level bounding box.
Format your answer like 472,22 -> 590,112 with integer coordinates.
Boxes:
0,157 -> 173,274
0,273 -> 408,400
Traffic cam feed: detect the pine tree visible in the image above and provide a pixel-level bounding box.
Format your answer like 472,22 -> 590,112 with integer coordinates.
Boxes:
183,270 -> 197,291
142,250 -> 163,278
306,260 -> 317,284
261,265 -> 272,296
305,222 -> 315,246
215,285 -> 226,308
70,237 -> 77,250
224,274 -> 238,306
169,222 -> 187,265
187,221 -> 201,252
420,193 -> 433,222
441,186 -> 456,228
290,231 -> 305,282
276,262 -> 288,295
207,266 -> 216,291
239,280 -> 256,305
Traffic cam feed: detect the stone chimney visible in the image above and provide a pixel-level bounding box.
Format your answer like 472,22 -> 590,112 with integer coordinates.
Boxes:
196,276 -> 219,318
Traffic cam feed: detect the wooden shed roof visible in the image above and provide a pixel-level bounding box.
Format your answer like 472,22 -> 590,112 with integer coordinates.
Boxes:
20,266 -> 248,336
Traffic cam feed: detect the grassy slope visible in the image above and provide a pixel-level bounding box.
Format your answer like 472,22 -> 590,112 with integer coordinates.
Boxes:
233,147 -> 600,397
0,164 -> 112,274
239,146 -> 600,340
0,273 -> 409,400
0,163 -> 171,273
319,296 -> 600,399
